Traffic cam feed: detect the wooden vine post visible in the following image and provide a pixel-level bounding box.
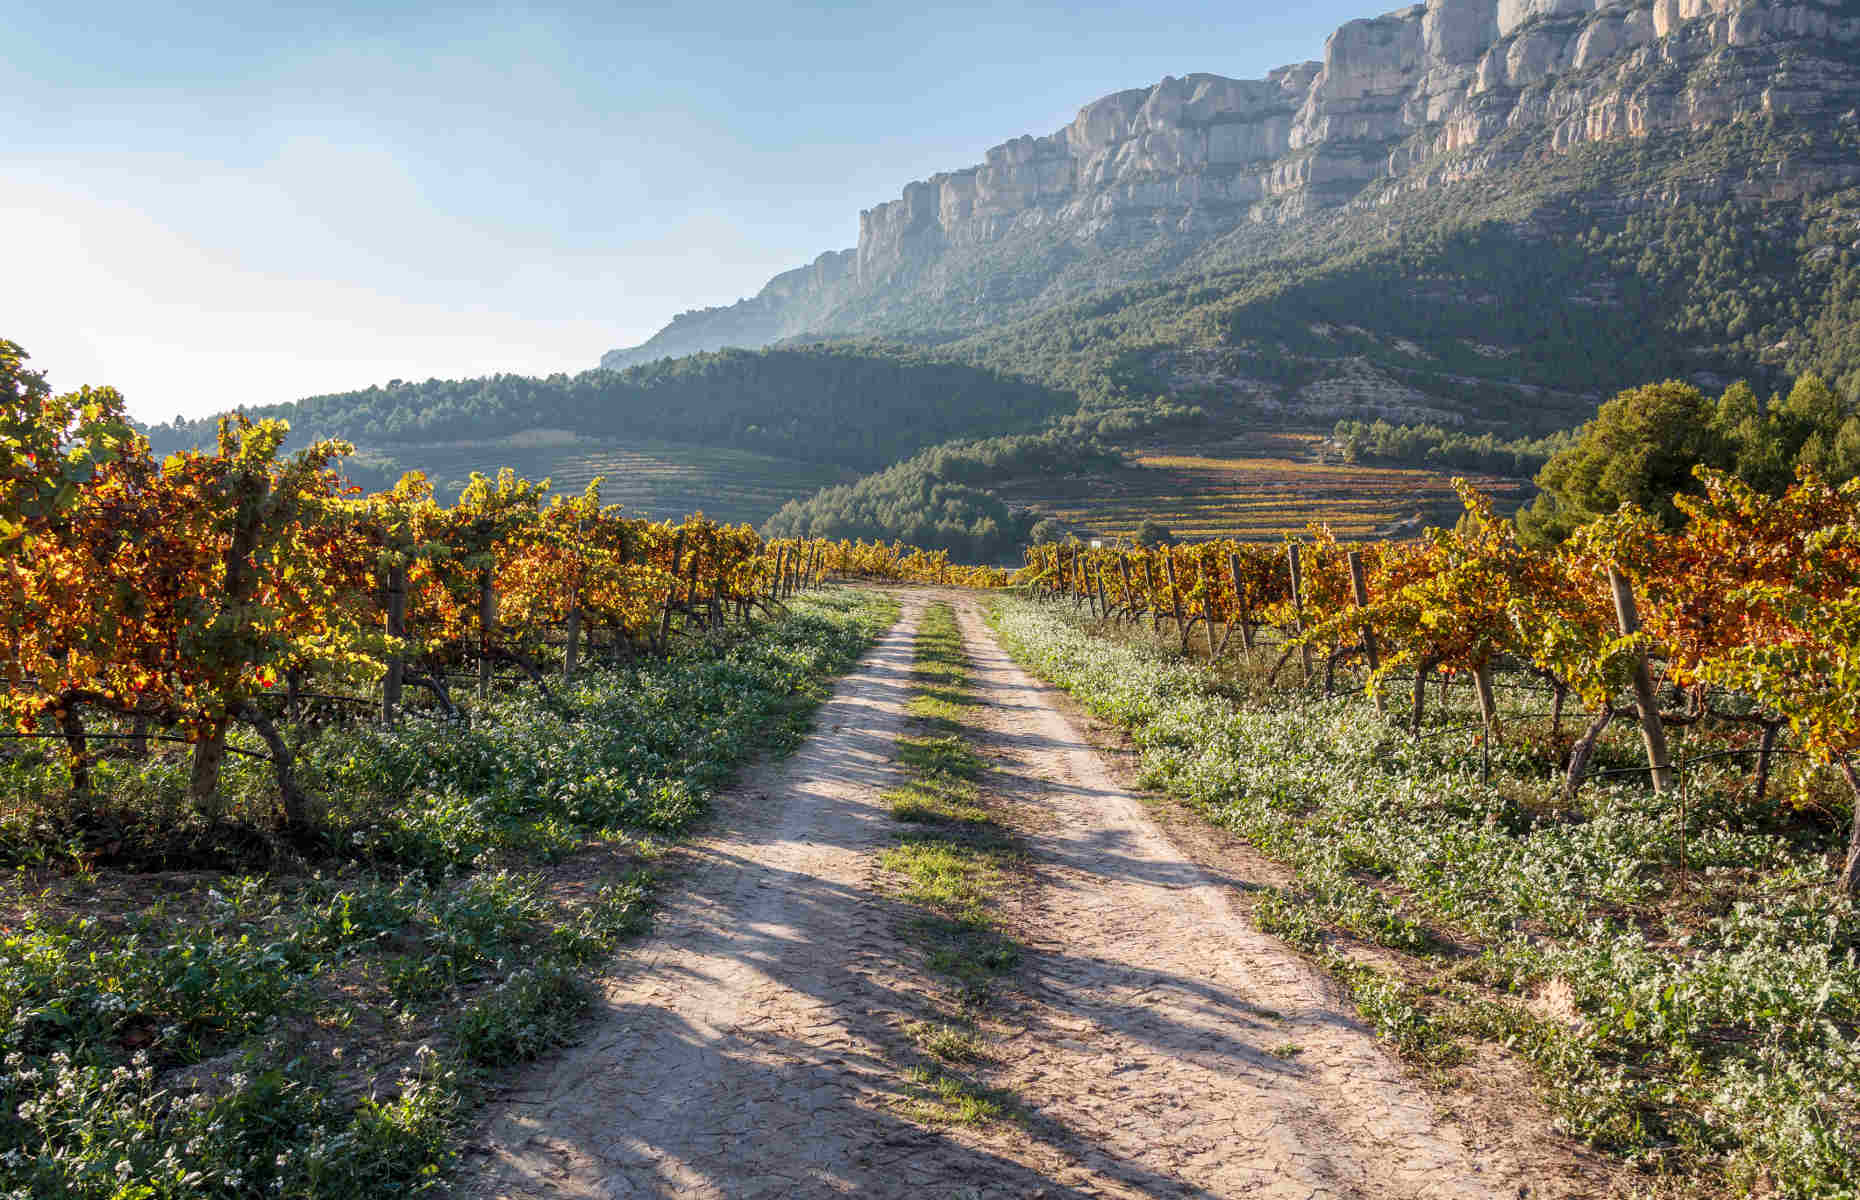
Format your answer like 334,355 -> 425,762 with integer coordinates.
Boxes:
477,567 -> 497,702
1607,566 -> 1674,792
1473,662 -> 1499,739
657,530 -> 686,649
1143,557 -> 1162,632
1287,543 -> 1312,682
710,540 -> 727,626
700,540 -> 715,627
1162,552 -> 1188,651
1095,566 -> 1110,622
562,602 -> 583,682
685,534 -> 704,624
1228,551 -> 1254,651
382,561 -> 408,722
1118,554 -> 1135,625
1199,553 -> 1216,658
1346,550 -> 1380,713
189,474 -> 269,813
562,514 -> 585,681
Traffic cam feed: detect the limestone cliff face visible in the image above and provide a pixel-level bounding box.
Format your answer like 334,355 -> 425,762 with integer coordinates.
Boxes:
603,0 -> 1860,368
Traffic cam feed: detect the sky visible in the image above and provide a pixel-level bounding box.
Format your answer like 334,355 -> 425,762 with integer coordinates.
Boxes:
3,0 -> 1373,423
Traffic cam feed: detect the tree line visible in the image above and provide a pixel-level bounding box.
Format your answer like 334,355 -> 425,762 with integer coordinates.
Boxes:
142,345 -> 1072,473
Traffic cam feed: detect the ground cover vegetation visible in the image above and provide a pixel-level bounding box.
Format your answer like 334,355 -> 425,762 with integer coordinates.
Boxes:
879,603 -> 1022,1126
1000,461 -> 1860,1195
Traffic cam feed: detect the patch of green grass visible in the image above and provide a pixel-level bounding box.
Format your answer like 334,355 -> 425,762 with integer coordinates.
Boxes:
548,876 -> 654,966
885,781 -> 990,826
922,931 -> 1022,990
900,1066 -> 1010,1126
450,964 -> 589,1068
909,604 -> 969,686
897,734 -> 981,781
904,1021 -> 990,1065
881,838 -> 1017,926
887,608 -> 987,829
1270,1042 -> 1304,1059
887,731 -> 989,825
1323,956 -> 1466,1069
906,689 -> 973,724
1251,887 -> 1325,952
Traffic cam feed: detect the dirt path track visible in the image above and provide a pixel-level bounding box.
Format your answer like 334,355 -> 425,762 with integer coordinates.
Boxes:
463,594 -> 1530,1199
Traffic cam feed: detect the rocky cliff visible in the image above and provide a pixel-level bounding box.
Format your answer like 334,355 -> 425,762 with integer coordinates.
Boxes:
602,0 -> 1860,370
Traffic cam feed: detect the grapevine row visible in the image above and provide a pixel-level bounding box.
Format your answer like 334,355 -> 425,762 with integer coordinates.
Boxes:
1024,473 -> 1860,886
1,383 -> 971,827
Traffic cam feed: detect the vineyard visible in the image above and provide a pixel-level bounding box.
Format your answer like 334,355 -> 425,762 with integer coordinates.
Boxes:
1021,468 -> 1860,887
992,431 -> 1530,542
1,346 -> 1011,838
342,432 -> 858,528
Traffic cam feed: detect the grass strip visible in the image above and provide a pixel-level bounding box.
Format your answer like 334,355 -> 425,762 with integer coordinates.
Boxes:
878,601 -> 1022,1126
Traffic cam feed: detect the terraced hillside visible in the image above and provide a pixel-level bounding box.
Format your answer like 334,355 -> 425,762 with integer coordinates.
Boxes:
992,432 -> 1529,542
346,430 -> 859,526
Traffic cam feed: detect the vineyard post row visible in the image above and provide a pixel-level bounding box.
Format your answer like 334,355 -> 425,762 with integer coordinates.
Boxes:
1017,469 -> 1860,891
9,419 -> 990,828
1027,531 -> 1679,785
6,404 -> 892,825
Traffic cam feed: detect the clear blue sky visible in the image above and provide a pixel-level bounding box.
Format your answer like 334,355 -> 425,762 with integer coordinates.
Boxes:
3,0 -> 1372,422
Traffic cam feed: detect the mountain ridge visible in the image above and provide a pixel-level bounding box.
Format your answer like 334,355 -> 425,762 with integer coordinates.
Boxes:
602,0 -> 1860,370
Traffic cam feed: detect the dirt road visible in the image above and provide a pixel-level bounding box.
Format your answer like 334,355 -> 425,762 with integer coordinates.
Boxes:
462,594 -> 1534,1198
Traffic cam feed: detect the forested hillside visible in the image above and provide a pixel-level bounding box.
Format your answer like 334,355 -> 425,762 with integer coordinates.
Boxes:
761,427 -> 1127,560
944,126 -> 1860,431
145,346 -> 1070,475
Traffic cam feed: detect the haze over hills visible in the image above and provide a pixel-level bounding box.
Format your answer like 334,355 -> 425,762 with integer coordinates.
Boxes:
146,0 -> 1860,549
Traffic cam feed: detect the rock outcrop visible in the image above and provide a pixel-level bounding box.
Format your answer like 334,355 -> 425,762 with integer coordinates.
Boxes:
603,0 -> 1860,369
